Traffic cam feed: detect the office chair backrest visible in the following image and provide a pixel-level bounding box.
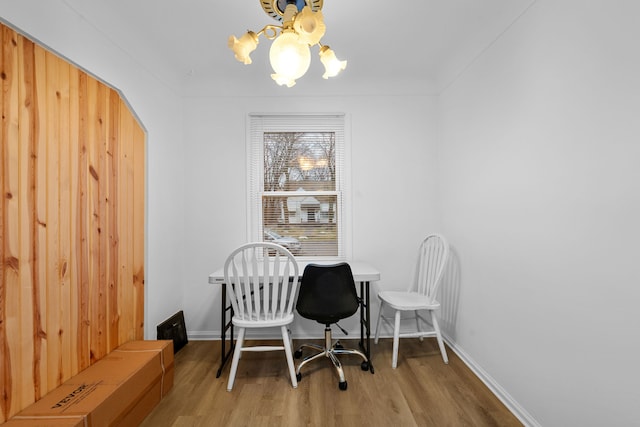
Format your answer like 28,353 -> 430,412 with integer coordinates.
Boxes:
410,234 -> 449,302
223,242 -> 299,322
296,263 -> 359,325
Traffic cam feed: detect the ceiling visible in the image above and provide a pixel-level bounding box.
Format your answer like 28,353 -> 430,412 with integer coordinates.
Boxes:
62,0 -> 535,96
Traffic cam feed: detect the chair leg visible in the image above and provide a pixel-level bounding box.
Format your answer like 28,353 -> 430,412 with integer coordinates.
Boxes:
415,310 -> 424,342
281,326 -> 298,388
392,310 -> 401,369
227,327 -> 245,391
327,351 -> 346,384
374,300 -> 384,344
297,342 -> 324,354
333,347 -> 368,362
296,348 -> 327,376
430,311 -> 448,364
288,328 -> 295,359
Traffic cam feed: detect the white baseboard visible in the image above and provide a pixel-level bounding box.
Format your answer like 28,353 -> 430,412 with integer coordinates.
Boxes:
193,315 -> 371,342
188,330 -> 326,341
443,335 -> 540,427
187,330 -> 219,340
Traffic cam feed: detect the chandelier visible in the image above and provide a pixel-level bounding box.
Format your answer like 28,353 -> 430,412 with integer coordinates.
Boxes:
228,0 -> 347,87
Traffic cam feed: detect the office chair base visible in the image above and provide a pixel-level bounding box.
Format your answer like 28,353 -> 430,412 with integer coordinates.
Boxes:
294,326 -> 368,390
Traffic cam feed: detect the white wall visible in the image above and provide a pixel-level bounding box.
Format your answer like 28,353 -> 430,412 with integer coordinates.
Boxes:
0,1 -> 186,339
181,95 -> 440,338
437,1 -> 640,426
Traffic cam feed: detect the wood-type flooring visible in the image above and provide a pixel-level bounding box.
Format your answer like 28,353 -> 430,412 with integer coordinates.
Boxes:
141,338 -> 522,427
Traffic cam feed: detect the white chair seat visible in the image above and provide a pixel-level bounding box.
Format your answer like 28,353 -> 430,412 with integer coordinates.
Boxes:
377,291 -> 440,311
232,312 -> 294,328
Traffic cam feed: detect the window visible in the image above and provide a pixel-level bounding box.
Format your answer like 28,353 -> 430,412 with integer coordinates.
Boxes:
248,114 -> 349,259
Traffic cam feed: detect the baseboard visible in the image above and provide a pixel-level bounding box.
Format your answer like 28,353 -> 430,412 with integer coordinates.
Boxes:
443,335 -> 541,427
188,330 -> 343,341
187,331 -> 219,340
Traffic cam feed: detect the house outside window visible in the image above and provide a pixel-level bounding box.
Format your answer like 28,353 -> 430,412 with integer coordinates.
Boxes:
248,114 -> 349,259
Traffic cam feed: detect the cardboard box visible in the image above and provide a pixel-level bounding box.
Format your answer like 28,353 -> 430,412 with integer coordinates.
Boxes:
9,340 -> 174,427
113,340 -> 175,397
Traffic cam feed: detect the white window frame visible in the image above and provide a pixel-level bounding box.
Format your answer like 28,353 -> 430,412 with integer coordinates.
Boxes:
246,113 -> 351,260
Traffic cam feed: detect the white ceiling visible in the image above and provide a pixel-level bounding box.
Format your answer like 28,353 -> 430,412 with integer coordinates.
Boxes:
62,0 -> 535,96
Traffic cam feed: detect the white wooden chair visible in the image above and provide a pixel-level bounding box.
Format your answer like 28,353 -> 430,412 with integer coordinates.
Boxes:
223,242 -> 299,391
374,234 -> 450,368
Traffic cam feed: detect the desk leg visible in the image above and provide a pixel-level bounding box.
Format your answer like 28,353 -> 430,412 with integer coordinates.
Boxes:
216,283 -> 235,378
359,281 -> 375,374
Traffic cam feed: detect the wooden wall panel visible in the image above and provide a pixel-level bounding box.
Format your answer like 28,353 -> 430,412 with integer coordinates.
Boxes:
0,23 -> 145,422
0,24 -> 4,420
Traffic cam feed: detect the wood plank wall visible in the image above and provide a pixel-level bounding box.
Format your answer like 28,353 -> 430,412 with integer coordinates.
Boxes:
0,23 -> 145,422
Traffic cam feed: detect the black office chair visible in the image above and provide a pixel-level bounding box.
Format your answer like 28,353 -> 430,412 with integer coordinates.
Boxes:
294,263 -> 369,390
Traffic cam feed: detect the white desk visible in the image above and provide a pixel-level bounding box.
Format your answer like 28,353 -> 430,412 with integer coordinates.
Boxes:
209,261 -> 380,378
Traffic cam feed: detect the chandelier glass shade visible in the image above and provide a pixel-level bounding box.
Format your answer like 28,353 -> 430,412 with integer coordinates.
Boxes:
228,0 -> 346,87
269,31 -> 311,87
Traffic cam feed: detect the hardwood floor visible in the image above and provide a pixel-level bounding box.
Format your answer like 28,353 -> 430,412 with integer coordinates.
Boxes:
141,339 -> 522,427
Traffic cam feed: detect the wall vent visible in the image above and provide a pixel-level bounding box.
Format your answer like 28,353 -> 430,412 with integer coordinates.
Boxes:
157,310 -> 188,353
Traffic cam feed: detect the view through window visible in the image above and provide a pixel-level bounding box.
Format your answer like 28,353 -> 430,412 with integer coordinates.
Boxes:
249,114 -> 346,258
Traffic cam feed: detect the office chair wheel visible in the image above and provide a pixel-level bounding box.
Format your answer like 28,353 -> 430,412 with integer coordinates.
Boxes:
296,373 -> 302,381
361,361 -> 369,371
294,350 -> 303,359
335,341 -> 344,350
339,381 -> 348,391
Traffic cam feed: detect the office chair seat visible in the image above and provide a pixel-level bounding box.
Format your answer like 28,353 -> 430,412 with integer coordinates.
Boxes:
294,263 -> 369,391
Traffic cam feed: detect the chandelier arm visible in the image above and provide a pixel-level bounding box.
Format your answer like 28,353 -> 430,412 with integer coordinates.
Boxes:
256,24 -> 283,40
